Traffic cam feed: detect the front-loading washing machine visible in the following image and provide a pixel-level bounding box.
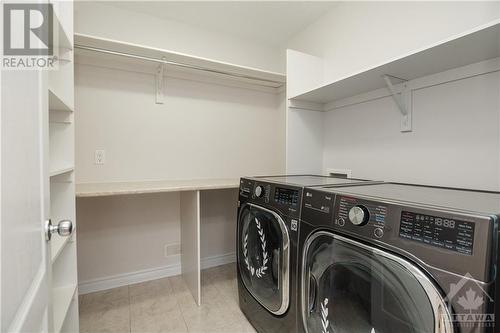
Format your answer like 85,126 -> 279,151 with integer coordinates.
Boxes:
237,175 -> 381,333
298,183 -> 500,333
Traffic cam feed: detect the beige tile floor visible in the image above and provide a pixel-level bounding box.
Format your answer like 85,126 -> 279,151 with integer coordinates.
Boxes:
79,264 -> 257,333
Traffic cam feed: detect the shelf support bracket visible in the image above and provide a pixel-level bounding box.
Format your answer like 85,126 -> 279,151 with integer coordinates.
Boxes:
156,58 -> 166,104
383,75 -> 412,132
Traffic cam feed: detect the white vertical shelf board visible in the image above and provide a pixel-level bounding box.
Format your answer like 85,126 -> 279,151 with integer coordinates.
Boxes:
286,49 -> 324,98
48,0 -> 77,331
180,191 -> 201,306
60,296 -> 79,333
286,49 -> 325,174
52,285 -> 77,333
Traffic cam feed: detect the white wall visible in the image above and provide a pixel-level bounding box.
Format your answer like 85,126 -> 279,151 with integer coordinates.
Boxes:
75,64 -> 284,288
286,1 -> 500,190
323,71 -> 500,190
77,192 -> 181,284
75,64 -> 285,183
74,3 -> 287,289
74,1 -> 284,74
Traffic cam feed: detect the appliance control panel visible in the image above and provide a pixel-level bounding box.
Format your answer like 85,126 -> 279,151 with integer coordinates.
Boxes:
334,196 -> 388,239
239,178 -> 301,219
301,190 -> 388,240
274,187 -> 299,206
301,189 -> 335,226
239,179 -> 253,198
399,211 -> 475,255
301,187 -> 494,281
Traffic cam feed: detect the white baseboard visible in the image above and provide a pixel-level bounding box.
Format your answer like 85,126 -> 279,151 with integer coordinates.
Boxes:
78,252 -> 236,295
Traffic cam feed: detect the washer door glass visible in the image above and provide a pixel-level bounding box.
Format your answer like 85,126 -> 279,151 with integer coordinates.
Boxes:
238,204 -> 290,315
302,232 -> 452,333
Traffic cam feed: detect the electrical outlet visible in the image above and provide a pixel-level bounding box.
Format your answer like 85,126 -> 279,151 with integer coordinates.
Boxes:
164,243 -> 181,257
94,150 -> 105,165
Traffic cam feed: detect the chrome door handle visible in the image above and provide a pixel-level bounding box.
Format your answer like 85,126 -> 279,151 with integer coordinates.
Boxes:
45,219 -> 73,241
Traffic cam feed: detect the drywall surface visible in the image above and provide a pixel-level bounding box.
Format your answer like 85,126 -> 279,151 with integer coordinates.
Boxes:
322,71 -> 500,190
286,1 -> 500,190
76,192 -> 181,284
75,64 -> 285,183
287,1 -> 500,84
77,189 -> 239,290
75,54 -> 284,289
74,1 -> 284,73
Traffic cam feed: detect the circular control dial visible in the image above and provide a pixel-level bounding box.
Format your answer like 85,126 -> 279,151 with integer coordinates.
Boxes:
348,205 -> 370,226
374,228 -> 384,238
254,185 -> 265,198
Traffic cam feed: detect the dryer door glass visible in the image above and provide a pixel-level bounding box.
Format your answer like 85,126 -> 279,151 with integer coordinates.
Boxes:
238,204 -> 290,315
302,232 -> 451,333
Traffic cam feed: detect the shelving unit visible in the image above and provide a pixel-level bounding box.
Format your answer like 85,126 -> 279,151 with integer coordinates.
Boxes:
51,234 -> 72,263
290,19 -> 500,108
50,166 -> 75,178
76,177 -> 241,305
76,178 -> 240,197
49,90 -> 73,113
48,1 -> 79,331
52,284 -> 77,333
74,33 -> 286,94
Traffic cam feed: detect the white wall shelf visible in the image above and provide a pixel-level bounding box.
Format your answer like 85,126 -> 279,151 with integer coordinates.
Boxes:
51,235 -> 72,263
49,90 -> 73,113
50,166 -> 74,178
76,178 -> 240,197
52,6 -> 73,53
290,19 -> 500,108
74,34 -> 286,90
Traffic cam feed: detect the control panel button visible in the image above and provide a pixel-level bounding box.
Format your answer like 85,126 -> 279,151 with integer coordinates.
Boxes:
374,228 -> 384,238
348,205 -> 370,226
254,185 -> 265,198
337,217 -> 346,227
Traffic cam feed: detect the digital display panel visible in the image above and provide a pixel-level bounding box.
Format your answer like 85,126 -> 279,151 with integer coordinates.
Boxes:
274,187 -> 299,206
399,211 -> 475,255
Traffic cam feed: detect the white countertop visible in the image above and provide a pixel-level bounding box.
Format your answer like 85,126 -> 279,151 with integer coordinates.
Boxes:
76,178 -> 240,197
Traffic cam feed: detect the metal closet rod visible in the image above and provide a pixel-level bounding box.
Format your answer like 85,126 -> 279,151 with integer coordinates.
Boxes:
74,44 -> 284,85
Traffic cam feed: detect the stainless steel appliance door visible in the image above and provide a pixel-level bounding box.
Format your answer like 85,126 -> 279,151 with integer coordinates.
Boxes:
301,231 -> 453,333
238,203 -> 290,315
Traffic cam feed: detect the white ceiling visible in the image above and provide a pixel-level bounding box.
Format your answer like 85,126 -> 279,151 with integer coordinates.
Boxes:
104,1 -> 336,46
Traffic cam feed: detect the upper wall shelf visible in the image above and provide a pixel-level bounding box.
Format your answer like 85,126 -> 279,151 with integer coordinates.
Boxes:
74,34 -> 286,90
290,20 -> 500,106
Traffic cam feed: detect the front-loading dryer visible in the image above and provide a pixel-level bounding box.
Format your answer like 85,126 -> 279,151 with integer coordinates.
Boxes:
298,183 -> 500,333
237,175 -> 381,333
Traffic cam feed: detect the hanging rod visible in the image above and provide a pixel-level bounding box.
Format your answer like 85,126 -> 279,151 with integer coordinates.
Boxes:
74,44 -> 284,86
